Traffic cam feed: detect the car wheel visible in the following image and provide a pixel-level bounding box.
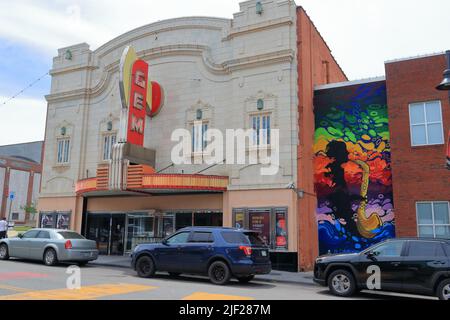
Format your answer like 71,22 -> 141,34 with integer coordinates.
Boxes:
168,272 -> 181,277
208,261 -> 231,285
237,275 -> 255,283
43,248 -> 58,266
136,256 -> 156,278
0,244 -> 9,260
436,278 -> 450,301
328,269 -> 357,297
78,261 -> 88,267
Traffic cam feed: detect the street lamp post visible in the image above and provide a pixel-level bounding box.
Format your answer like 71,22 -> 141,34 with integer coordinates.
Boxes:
436,50 -> 450,170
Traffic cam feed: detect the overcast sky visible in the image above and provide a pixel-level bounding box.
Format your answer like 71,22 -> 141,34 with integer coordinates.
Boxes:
1,0 -> 449,145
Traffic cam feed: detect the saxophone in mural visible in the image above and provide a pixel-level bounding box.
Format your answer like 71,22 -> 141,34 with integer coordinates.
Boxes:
353,159 -> 383,239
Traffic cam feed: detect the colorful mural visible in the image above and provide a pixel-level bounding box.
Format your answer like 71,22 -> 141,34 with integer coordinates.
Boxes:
313,81 -> 395,255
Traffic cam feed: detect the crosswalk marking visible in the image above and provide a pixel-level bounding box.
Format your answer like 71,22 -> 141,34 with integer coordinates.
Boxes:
0,283 -> 158,300
182,292 -> 253,300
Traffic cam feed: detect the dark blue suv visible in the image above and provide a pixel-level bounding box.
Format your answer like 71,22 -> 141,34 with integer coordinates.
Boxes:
131,227 -> 272,285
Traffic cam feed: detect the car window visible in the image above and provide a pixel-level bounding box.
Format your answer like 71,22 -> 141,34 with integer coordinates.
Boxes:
408,241 -> 446,257
166,232 -> 190,244
190,232 -> 214,243
244,232 -> 266,245
21,230 -> 40,239
372,241 -> 404,257
57,232 -> 85,240
37,231 -> 51,239
221,232 -> 250,244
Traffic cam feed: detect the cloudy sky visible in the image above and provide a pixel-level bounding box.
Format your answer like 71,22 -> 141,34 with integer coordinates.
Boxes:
1,0 -> 449,146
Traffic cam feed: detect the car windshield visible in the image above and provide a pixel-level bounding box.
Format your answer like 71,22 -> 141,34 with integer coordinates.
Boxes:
57,231 -> 85,240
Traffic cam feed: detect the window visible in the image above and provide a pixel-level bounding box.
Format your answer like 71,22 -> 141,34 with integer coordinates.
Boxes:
22,230 -> 40,239
37,231 -> 51,239
166,232 -> 190,244
251,114 -> 271,146
57,138 -> 70,164
190,232 -> 214,243
372,241 -> 405,257
192,122 -> 208,153
417,202 -> 450,238
221,232 -> 250,244
57,231 -> 85,239
409,101 -> 444,146
103,134 -> 116,161
407,241 -> 446,257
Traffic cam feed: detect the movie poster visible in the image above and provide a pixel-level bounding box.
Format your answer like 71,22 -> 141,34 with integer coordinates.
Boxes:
249,211 -> 270,246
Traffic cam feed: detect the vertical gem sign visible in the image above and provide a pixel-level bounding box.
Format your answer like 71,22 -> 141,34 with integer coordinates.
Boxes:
127,60 -> 149,146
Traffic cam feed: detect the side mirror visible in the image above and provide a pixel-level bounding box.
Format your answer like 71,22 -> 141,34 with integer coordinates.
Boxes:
18,234 -> 23,239
366,251 -> 375,259
162,239 -> 168,246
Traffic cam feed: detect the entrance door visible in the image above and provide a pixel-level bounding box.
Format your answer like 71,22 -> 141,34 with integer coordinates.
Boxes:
87,214 -> 125,256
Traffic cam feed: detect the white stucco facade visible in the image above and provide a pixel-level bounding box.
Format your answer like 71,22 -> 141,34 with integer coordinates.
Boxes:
42,0 -> 299,197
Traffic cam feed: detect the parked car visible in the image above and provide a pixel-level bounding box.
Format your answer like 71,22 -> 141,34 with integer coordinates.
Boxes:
0,228 -> 99,266
313,238 -> 450,300
131,227 -> 272,285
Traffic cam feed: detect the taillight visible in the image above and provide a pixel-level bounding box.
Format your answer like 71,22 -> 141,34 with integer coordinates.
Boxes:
65,240 -> 73,250
239,246 -> 252,256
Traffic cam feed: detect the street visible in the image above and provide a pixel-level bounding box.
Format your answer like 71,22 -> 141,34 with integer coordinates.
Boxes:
0,259 -> 435,300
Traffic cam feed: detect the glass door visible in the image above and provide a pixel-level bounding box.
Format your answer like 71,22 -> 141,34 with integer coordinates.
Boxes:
87,214 -> 126,255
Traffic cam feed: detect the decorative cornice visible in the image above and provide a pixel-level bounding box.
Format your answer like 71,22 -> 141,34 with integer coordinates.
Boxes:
224,17 -> 294,41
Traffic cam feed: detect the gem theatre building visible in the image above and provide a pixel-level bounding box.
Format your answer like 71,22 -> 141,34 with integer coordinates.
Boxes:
38,0 -> 450,271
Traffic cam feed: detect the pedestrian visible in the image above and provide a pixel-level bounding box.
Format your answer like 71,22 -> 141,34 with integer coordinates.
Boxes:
0,217 -> 7,239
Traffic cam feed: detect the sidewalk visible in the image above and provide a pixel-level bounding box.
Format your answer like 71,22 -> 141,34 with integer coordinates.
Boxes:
91,255 -> 315,286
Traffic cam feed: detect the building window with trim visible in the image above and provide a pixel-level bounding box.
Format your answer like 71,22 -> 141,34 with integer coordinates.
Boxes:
417,202 -> 450,238
192,121 -> 208,153
409,101 -> 444,146
251,114 -> 271,146
102,134 -> 117,161
57,138 -> 70,164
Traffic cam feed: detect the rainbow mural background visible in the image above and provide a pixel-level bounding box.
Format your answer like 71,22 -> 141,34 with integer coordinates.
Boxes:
313,81 -> 395,255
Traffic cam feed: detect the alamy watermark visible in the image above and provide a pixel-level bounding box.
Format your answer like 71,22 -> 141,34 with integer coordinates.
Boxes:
171,122 -> 280,176
66,265 -> 81,290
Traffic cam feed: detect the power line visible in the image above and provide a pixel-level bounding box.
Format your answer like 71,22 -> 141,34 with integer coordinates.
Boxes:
0,72 -> 50,107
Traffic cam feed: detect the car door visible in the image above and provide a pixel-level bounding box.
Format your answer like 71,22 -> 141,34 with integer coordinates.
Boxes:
401,240 -> 449,295
355,240 -> 407,292
28,230 -> 51,260
12,230 -> 41,258
154,231 -> 191,272
181,231 -> 215,273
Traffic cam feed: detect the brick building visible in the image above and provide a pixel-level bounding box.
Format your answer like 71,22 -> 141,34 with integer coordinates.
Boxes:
386,53 -> 450,238
0,141 -> 43,224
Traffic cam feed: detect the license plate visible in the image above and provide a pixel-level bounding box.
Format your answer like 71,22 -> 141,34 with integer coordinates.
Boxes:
261,251 -> 267,257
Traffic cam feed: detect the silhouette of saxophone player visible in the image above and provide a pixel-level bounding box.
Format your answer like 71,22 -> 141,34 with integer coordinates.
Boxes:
324,141 -> 366,236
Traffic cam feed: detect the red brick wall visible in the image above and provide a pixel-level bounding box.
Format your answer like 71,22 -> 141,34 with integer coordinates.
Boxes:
385,54 -> 450,237
296,7 -> 347,271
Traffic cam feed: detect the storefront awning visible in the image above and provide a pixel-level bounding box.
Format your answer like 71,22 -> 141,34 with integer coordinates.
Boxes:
75,164 -> 228,196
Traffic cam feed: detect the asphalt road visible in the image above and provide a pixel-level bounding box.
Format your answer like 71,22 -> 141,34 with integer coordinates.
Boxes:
0,259 -> 435,300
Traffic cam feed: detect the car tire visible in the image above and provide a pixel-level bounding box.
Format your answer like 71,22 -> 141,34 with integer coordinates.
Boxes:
168,272 -> 181,277
436,278 -> 450,301
136,256 -> 156,278
237,275 -> 255,283
328,269 -> 357,297
43,248 -> 58,266
78,261 -> 89,267
0,244 -> 9,260
208,261 -> 231,285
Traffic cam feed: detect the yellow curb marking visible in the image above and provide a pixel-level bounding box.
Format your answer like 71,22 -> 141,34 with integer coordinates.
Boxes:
182,292 -> 253,300
0,283 -> 157,300
0,284 -> 30,293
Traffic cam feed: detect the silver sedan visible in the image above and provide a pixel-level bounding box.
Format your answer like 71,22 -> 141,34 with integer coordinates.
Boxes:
0,228 -> 99,266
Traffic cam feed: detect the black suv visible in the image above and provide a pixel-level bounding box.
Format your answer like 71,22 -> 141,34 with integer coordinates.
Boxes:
314,238 -> 450,300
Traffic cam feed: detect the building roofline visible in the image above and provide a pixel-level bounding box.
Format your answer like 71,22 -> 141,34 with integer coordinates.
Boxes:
297,6 -> 348,81
314,76 -> 385,91
385,51 -> 445,64
0,141 -> 44,148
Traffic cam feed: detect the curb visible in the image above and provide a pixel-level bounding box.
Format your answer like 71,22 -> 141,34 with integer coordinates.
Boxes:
90,261 -> 316,286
